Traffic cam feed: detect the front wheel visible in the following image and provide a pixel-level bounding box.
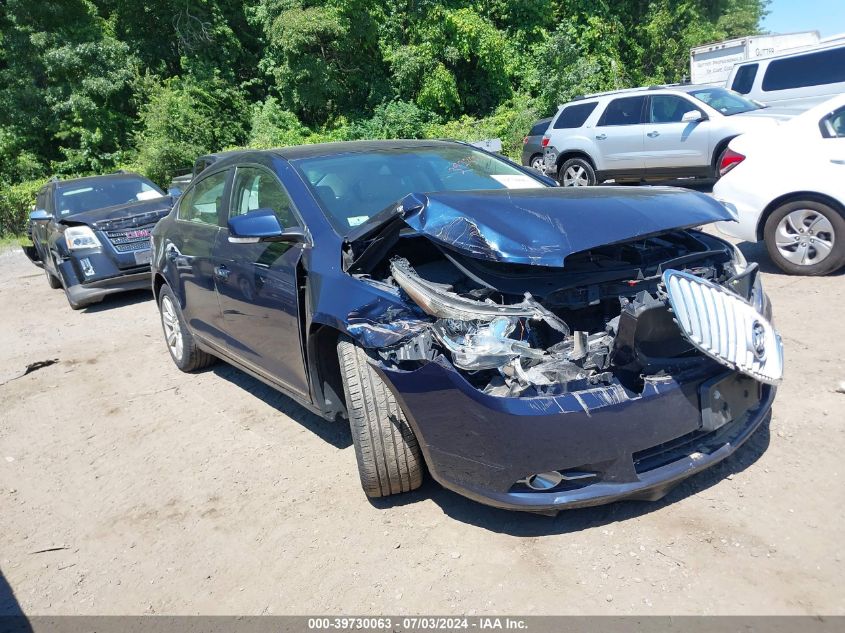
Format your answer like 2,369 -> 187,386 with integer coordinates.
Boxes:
337,337 -> 424,498
763,200 -> 845,275
45,262 -> 62,290
158,285 -> 216,371
558,157 -> 596,187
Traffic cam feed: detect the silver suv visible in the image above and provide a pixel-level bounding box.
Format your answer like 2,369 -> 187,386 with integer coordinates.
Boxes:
542,84 -> 790,186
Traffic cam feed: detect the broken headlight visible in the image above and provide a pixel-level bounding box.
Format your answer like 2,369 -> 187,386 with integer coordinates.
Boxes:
390,258 -> 569,334
65,226 -> 100,250
432,317 -> 544,370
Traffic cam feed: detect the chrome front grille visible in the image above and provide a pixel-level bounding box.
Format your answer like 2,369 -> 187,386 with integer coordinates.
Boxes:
663,269 -> 783,385
104,223 -> 155,252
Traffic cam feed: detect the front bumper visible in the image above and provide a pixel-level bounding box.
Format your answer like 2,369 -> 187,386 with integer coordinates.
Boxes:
57,245 -> 153,307
65,271 -> 152,307
378,360 -> 775,512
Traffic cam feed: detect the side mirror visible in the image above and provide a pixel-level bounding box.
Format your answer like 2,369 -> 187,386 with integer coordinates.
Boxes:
29,209 -> 51,222
682,109 -> 707,123
167,187 -> 182,198
228,208 -> 306,244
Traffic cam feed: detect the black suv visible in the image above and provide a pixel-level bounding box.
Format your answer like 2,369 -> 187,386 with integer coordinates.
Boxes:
26,173 -> 174,309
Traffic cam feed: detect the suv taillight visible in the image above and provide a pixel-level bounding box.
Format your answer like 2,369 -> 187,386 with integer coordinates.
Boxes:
541,137 -> 550,147
523,136 -> 529,144
719,149 -> 746,176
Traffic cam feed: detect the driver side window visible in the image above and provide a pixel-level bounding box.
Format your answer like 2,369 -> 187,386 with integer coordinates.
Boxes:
649,95 -> 698,124
230,166 -> 294,228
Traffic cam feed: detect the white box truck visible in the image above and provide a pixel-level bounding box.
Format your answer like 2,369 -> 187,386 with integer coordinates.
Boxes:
690,31 -> 820,85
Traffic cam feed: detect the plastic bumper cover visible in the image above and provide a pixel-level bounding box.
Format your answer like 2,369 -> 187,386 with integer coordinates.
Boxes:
64,271 -> 151,307
378,359 -> 775,512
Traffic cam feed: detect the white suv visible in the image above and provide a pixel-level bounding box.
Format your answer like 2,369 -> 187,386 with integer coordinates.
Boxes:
542,85 -> 790,186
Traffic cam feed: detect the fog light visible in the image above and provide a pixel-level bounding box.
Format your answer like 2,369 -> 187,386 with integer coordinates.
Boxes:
526,471 -> 564,491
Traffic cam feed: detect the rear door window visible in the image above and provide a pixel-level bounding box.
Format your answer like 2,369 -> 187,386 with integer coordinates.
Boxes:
762,47 -> 845,91
597,96 -> 647,126
553,102 -> 599,129
731,64 -> 758,94
178,170 -> 228,226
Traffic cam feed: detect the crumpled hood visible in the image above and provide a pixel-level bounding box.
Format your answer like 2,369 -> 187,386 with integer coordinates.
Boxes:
355,187 -> 735,268
60,196 -> 174,227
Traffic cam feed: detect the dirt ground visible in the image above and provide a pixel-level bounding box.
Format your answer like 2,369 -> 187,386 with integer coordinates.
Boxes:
1,234 -> 843,616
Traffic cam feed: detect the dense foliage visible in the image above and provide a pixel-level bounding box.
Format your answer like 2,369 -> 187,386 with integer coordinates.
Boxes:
0,0 -> 767,234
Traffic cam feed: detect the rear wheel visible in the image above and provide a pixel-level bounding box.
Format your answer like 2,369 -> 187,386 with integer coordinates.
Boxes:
763,200 -> 845,275
337,337 -> 424,498
158,285 -> 216,371
529,154 -> 544,171
558,157 -> 596,187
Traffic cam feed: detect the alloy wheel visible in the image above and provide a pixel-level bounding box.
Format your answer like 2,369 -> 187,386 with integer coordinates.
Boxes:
160,295 -> 184,361
562,165 -> 590,187
774,208 -> 835,266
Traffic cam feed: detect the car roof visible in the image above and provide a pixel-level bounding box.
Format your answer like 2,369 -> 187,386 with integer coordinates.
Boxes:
732,40 -> 845,65
52,172 -> 150,190
272,138 -> 470,160
566,83 -> 712,105
201,139 -> 474,168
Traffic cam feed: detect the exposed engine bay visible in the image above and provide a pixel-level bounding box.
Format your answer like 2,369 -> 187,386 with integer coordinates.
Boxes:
346,226 -> 780,398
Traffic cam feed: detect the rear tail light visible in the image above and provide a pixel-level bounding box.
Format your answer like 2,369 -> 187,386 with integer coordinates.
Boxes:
523,136 -> 529,144
541,137 -> 550,147
719,148 -> 746,176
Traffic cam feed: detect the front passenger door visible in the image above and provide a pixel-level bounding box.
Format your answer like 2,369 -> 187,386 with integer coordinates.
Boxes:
214,165 -> 310,397
643,95 -> 710,170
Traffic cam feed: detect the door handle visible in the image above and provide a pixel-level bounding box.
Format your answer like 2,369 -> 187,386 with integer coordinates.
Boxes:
214,265 -> 230,281
595,134 -> 607,140
832,159 -> 845,165
647,131 -> 660,138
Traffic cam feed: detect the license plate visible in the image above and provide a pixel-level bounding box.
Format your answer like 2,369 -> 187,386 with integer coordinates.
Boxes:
700,373 -> 760,432
134,249 -> 152,265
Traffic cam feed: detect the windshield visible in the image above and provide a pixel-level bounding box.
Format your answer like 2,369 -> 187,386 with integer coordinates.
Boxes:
56,177 -> 165,217
688,87 -> 761,115
292,146 -> 546,233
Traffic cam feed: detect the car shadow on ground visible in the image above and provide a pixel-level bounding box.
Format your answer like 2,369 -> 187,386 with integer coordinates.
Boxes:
80,289 -> 153,313
372,416 -> 771,536
0,569 -> 31,631
208,363 -> 353,450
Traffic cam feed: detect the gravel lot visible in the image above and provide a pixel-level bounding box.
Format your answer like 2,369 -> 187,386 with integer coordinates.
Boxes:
1,234 -> 843,615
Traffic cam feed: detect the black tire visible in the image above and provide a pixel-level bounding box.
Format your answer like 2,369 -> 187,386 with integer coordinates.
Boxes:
529,154 -> 544,171
558,157 -> 597,187
45,265 -> 62,289
157,284 -> 216,371
763,200 -> 845,276
53,258 -> 84,310
337,337 -> 424,498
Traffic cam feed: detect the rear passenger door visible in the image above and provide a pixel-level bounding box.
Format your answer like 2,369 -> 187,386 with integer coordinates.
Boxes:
643,94 -> 711,170
591,96 -> 648,176
169,169 -> 230,346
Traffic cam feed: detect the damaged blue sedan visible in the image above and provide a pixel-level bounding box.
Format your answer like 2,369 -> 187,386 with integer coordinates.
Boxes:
150,140 -> 782,513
